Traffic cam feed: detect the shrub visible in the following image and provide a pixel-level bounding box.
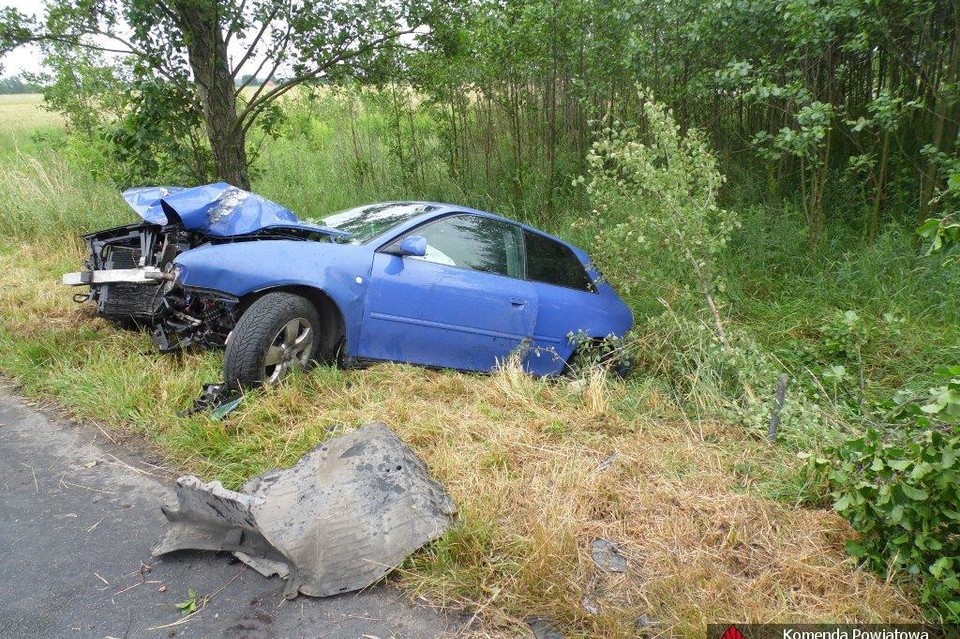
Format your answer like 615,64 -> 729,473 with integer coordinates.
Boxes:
811,367 -> 960,620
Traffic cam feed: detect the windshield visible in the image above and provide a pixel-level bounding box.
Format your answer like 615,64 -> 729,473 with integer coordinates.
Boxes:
319,203 -> 438,243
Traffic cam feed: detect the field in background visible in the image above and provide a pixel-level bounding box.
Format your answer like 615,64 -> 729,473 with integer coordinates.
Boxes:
0,94 -> 63,158
0,96 -> 933,636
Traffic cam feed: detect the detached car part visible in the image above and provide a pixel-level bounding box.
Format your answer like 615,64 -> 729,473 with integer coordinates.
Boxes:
64,183 -> 633,388
152,422 -> 457,598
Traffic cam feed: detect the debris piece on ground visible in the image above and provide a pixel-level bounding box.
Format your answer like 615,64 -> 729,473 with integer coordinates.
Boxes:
153,422 -> 457,598
589,538 -> 628,573
209,395 -> 243,420
527,617 -> 565,639
178,383 -> 242,417
567,379 -> 586,395
582,595 -> 600,615
634,614 -> 662,628
595,450 -> 619,472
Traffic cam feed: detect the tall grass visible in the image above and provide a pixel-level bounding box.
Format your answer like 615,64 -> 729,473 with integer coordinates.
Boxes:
722,205 -> 960,395
0,151 -> 127,246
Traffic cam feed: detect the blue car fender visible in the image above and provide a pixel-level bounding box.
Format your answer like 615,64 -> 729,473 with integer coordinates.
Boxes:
173,240 -> 373,352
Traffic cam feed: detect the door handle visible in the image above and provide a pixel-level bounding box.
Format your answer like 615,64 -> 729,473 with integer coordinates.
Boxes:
509,297 -> 527,307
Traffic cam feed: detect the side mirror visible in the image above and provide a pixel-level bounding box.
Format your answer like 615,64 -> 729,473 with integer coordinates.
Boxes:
383,235 -> 427,258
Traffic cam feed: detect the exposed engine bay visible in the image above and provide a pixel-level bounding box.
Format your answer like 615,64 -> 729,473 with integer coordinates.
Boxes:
64,183 -> 347,352
72,220 -> 236,351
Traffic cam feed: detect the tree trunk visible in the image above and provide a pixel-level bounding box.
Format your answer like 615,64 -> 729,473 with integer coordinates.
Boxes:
919,4 -> 960,221
173,0 -> 250,189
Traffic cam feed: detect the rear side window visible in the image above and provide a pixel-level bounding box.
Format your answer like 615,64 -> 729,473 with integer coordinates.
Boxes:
415,214 -> 524,278
524,231 -> 594,292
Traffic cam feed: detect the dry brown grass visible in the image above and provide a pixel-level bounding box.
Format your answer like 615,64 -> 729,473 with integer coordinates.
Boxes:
0,243 -> 921,638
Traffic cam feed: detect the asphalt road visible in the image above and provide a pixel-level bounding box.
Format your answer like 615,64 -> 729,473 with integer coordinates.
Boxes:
0,385 -> 464,639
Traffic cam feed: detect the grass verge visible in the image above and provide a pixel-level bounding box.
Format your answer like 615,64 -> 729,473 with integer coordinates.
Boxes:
0,238 -> 921,637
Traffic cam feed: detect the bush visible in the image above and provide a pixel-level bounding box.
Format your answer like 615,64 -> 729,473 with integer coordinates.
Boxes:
811,367 -> 960,620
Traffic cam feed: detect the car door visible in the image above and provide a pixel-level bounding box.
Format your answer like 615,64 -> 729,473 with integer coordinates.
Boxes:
356,214 -> 538,371
522,229 -> 601,375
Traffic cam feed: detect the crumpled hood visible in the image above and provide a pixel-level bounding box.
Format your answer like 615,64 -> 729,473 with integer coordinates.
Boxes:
121,182 -> 349,239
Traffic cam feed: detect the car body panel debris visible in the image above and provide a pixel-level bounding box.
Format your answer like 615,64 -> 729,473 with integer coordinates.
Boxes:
153,422 -> 457,598
63,183 -> 633,386
589,538 -> 628,573
528,617 -> 566,639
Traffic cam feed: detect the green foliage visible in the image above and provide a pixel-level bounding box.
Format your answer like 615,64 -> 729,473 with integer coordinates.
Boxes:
31,47 -> 126,138
812,427 -> 960,618
820,310 -> 868,361
576,91 -> 840,440
807,367 -> 960,619
890,366 -> 960,427
919,216 -> 960,267
577,90 -> 738,306
102,78 -> 212,185
174,589 -> 205,615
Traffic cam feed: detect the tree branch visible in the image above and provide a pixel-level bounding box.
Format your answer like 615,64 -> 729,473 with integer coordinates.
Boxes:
25,28 -> 188,89
234,44 -> 278,96
224,0 -> 251,47
236,28 -> 417,132
230,3 -> 285,79
238,21 -> 297,107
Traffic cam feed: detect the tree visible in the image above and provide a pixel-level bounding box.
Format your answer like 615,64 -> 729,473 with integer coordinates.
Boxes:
1,0 -> 428,188
0,74 -> 42,94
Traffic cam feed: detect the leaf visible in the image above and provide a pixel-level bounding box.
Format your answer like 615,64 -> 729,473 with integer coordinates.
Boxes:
917,218 -> 941,238
845,539 -> 867,558
834,493 -> 853,511
175,589 -> 199,615
910,462 -> 935,480
900,485 -> 928,501
889,504 -> 904,523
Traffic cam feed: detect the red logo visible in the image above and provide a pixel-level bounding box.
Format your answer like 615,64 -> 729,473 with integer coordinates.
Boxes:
720,626 -> 748,639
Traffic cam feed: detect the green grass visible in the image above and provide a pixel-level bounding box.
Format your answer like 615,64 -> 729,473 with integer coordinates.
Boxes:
722,206 -> 960,400
0,94 -> 934,636
0,94 -> 66,160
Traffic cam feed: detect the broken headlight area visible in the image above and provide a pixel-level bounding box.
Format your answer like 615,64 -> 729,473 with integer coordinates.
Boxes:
71,221 -> 197,319
65,222 -> 237,352
152,286 -> 237,352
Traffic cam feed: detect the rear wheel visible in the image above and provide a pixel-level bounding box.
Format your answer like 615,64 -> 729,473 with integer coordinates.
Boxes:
224,292 -> 320,390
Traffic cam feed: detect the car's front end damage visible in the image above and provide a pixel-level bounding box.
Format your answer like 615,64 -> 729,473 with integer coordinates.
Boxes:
63,183 -> 346,352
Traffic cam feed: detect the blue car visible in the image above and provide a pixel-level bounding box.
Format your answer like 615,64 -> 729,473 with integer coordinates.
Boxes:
64,183 -> 633,388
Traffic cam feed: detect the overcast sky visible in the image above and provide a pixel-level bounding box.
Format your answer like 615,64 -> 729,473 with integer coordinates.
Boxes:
0,0 -> 277,80
1,0 -> 45,77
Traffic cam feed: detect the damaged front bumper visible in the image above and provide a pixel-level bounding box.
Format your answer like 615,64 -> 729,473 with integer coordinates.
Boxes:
62,267 -> 170,286
63,223 -> 237,352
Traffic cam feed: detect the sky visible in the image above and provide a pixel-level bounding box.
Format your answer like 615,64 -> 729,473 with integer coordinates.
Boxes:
0,0 -> 275,80
1,0 -> 45,77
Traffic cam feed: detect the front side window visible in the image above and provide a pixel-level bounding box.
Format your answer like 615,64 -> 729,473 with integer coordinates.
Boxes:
410,215 -> 524,279
524,230 -> 594,292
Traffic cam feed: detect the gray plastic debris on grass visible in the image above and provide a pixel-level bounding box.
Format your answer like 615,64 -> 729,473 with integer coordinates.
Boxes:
152,422 -> 457,598
589,538 -> 628,573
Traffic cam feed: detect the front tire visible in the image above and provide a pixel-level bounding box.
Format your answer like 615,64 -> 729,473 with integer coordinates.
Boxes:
223,292 -> 321,390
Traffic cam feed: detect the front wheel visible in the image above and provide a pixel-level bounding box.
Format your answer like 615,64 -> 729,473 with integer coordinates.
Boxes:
223,292 -> 321,390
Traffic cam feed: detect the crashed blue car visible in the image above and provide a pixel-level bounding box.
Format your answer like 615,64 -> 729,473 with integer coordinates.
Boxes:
64,183 -> 633,389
